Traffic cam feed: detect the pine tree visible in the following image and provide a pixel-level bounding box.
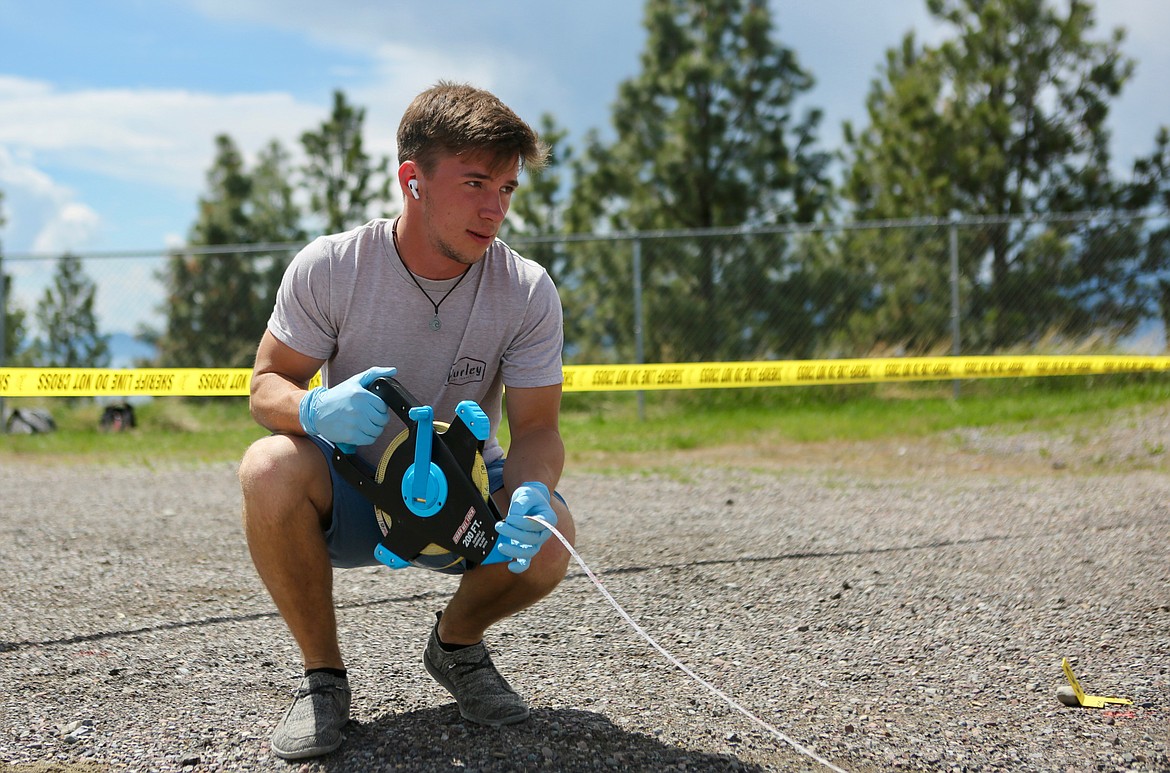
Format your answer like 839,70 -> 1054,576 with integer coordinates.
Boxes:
31,253 -> 109,367
301,90 -> 392,233
249,140 -> 307,332
157,135 -> 258,367
155,136 -> 303,367
842,0 -> 1156,351
1,191 -> 26,365
566,0 -> 832,361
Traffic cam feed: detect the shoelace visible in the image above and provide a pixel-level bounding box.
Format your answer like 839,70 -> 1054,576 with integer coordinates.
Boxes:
445,651 -> 494,676
440,649 -> 521,697
295,681 -> 349,703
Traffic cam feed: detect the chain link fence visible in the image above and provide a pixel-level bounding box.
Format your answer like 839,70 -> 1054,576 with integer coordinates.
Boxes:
521,210 -> 1170,363
3,211 -> 1168,369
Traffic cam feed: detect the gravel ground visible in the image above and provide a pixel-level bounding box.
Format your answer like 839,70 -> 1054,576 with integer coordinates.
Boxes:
1,407 -> 1168,773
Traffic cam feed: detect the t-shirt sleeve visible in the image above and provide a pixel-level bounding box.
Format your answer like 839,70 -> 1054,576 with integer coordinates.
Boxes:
501,270 -> 564,388
267,238 -> 341,361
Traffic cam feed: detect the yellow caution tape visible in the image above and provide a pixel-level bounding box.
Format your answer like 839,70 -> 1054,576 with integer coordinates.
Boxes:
560,355 -> 1170,392
0,356 -> 1167,397
0,368 -> 321,397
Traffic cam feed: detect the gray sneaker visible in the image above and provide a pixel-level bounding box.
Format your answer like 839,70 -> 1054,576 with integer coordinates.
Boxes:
423,613 -> 530,726
270,671 -> 351,760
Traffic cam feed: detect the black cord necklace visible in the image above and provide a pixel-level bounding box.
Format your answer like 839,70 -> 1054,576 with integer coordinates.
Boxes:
391,219 -> 470,331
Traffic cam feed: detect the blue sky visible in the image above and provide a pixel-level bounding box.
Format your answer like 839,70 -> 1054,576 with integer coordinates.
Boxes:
1,0 -> 1167,334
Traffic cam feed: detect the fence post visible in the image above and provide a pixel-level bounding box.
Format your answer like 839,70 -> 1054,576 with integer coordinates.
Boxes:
632,237 -> 645,421
949,214 -> 961,399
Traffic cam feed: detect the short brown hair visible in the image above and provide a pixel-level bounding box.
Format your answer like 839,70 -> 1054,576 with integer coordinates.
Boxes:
397,81 -> 547,175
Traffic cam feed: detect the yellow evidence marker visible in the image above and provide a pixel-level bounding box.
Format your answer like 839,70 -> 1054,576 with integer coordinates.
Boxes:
1057,658 -> 1133,708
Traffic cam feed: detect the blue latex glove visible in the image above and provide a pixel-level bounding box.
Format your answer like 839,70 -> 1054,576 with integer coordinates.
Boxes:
494,482 -> 558,574
299,366 -> 397,454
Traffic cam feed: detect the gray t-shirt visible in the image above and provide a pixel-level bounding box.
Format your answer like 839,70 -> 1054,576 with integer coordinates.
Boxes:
268,218 -> 564,467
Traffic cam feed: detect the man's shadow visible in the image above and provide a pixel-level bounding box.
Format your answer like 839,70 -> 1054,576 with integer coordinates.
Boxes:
308,705 -> 772,771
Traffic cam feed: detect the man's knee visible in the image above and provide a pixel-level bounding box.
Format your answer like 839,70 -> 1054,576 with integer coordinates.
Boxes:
239,434 -> 331,529
528,504 -> 574,587
240,435 -> 294,497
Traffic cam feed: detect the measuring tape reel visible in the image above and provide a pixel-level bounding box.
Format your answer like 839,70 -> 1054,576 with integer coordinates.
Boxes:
371,418 -> 490,571
330,376 -> 510,572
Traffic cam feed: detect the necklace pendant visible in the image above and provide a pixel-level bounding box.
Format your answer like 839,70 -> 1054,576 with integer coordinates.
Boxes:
429,315 -> 442,331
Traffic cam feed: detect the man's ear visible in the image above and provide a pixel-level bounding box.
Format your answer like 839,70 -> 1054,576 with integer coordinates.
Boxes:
397,161 -> 420,200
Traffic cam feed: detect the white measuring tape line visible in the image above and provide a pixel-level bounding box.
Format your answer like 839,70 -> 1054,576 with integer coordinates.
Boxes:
527,515 -> 850,773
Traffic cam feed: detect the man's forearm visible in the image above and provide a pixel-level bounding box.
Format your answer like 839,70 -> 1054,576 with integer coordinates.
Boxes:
250,372 -> 311,435
503,427 -> 565,494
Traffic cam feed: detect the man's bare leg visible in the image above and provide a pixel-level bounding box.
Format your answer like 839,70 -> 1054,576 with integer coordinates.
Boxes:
437,494 -> 575,645
238,434 -> 343,670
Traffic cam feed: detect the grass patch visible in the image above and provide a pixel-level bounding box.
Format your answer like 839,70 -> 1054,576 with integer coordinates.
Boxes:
556,374 -> 1170,453
2,373 -> 1167,466
0,398 -> 267,465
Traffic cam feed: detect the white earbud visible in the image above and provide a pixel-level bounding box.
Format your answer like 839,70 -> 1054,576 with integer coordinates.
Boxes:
408,179 -> 420,200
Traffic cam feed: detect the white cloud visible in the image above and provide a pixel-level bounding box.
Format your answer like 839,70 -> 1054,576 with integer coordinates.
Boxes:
0,73 -> 331,268
0,76 -> 321,193
181,0 -> 625,147
349,41 -> 558,161
0,145 -> 102,254
32,202 -> 102,254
